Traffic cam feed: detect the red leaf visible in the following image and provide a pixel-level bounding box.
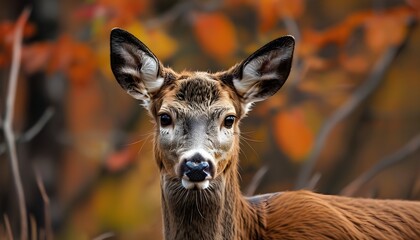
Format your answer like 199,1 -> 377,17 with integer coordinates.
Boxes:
21,43 -> 52,73
106,146 -> 138,172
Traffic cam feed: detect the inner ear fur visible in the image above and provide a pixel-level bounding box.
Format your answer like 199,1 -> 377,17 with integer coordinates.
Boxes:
224,36 -> 295,108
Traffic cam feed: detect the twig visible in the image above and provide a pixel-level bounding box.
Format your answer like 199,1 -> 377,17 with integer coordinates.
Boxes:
283,16 -> 307,91
145,1 -> 193,28
145,0 -> 223,28
0,107 -> 54,155
92,232 -> 115,240
283,17 -> 301,42
294,18 -> 415,190
39,229 -> 45,240
341,133 -> 420,196
34,168 -> 53,240
3,8 -> 31,240
406,171 -> 420,199
29,215 -> 37,240
245,165 -> 268,196
306,172 -> 322,191
3,214 -> 13,240
20,107 -> 55,142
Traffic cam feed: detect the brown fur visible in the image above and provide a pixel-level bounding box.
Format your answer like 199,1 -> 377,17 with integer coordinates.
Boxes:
150,72 -> 420,240
158,127 -> 419,239
110,29 -> 420,240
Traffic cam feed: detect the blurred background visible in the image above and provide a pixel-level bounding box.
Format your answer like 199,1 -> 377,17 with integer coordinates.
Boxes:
1,0 -> 419,239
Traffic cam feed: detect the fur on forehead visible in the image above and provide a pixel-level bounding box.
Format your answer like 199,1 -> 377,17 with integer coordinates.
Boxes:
150,72 -> 242,117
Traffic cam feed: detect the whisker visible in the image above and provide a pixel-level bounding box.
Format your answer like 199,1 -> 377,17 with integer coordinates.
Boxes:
239,136 -> 260,160
136,134 -> 153,156
196,192 -> 205,219
126,131 -> 154,146
240,136 -> 263,143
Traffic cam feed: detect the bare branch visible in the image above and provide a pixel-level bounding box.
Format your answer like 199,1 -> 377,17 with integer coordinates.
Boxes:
245,165 -> 268,196
283,17 -> 301,42
294,18 -> 416,190
145,0 -> 223,28
283,16 -> 307,90
306,172 -> 322,191
3,215 -> 13,240
0,107 -> 55,155
34,168 -> 53,240
20,107 -> 55,142
39,229 -> 45,240
92,232 -> 115,240
145,2 -> 193,28
341,133 -> 420,196
3,8 -> 31,240
29,215 -> 37,240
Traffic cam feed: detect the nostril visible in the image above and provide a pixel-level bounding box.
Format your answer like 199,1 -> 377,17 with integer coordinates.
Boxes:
182,160 -> 210,182
186,161 -> 209,171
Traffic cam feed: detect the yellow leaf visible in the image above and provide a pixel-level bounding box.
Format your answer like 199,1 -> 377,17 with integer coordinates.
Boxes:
125,22 -> 177,61
143,29 -> 178,61
96,42 -> 114,79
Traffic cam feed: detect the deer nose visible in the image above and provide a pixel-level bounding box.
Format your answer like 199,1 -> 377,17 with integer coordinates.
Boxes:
181,154 -> 212,182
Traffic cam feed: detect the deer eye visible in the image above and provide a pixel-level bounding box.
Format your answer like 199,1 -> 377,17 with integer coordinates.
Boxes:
224,115 -> 235,129
159,114 -> 172,127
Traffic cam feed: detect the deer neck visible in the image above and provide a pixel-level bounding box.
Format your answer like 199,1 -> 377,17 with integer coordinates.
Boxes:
160,156 -> 264,240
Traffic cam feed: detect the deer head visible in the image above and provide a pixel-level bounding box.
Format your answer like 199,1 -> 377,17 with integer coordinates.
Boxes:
110,28 -> 294,191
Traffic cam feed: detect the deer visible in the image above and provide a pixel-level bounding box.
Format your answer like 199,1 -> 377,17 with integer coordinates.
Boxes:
110,28 -> 420,240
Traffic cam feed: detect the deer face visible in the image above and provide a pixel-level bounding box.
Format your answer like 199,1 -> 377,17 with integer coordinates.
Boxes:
110,28 -> 294,190
152,74 -> 240,189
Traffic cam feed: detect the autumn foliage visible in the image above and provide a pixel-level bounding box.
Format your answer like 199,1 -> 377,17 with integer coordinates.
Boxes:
1,0 -> 419,239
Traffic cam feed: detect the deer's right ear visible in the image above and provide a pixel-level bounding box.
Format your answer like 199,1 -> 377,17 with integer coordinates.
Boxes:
110,28 -> 164,107
221,36 -> 294,114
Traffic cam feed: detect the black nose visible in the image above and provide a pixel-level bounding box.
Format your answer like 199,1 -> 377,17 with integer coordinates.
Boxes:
181,154 -> 211,182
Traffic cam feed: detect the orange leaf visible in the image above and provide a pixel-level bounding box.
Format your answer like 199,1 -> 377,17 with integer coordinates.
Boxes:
96,0 -> 150,22
45,35 -> 96,85
21,43 -> 52,73
275,0 -> 305,18
364,14 -> 407,53
305,56 -> 331,71
257,0 -> 278,33
46,35 -> 73,74
339,53 -> 370,74
67,43 -> 97,85
274,107 -> 314,161
193,12 -> 237,60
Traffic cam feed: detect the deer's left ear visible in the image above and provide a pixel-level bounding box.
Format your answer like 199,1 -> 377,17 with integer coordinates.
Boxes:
227,36 -> 295,112
110,28 -> 165,107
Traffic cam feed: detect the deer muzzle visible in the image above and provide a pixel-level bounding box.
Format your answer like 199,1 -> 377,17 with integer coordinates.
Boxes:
180,153 -> 214,189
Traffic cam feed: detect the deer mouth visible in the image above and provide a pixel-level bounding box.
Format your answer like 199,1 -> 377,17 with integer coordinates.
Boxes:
181,178 -> 211,190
